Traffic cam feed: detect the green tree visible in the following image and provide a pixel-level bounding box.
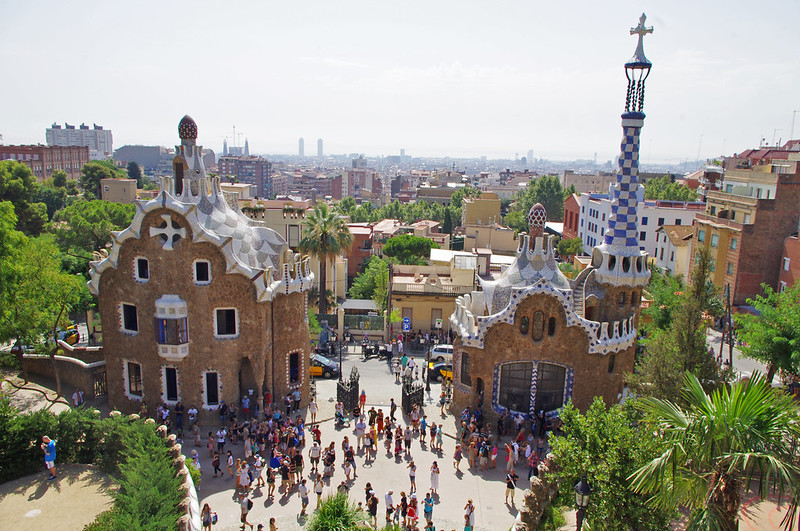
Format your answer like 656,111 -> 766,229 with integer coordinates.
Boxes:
126,161 -> 143,188
33,183 -> 69,219
735,282 -> 800,382
299,203 -> 353,315
563,183 -> 578,198
348,257 -> 389,306
629,246 -> 724,402
515,175 -> 565,222
80,160 -> 125,199
336,196 -> 357,217
382,233 -> 438,265
630,372 -> 800,531
51,200 -> 136,271
503,209 -> 527,232
449,186 -> 481,208
548,398 -> 673,530
556,237 -> 583,259
643,175 -> 698,202
51,169 -> 68,189
0,160 -> 48,235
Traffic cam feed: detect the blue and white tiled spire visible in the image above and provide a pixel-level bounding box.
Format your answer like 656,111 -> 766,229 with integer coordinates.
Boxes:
591,14 -> 653,287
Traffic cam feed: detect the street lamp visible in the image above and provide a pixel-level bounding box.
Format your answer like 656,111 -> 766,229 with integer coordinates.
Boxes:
574,474 -> 592,530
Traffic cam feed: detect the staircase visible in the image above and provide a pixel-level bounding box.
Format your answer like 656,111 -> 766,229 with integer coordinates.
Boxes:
572,267 -> 594,319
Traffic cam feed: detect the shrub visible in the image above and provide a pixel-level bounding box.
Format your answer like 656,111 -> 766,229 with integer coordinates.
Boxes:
306,492 -> 365,531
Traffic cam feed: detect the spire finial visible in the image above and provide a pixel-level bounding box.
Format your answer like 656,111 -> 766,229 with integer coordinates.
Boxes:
628,13 -> 653,66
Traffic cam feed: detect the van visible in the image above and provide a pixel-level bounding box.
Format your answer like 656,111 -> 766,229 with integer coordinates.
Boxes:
430,344 -> 454,363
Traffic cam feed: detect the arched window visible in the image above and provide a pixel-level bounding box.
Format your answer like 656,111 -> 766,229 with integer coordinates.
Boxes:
519,316 -> 529,335
547,317 -> 556,336
289,352 -> 300,384
608,354 -> 616,374
532,311 -> 544,341
618,292 -> 626,308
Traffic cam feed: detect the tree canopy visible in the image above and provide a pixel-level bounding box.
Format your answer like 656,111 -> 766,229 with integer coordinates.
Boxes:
735,282 -> 800,381
80,160 -> 126,199
548,398 -> 673,530
556,237 -> 583,258
629,246 -> 726,402
382,233 -> 438,265
337,198 -> 460,235
506,175 -> 566,232
643,175 -> 698,202
0,160 -> 48,235
348,256 -> 390,312
126,161 -> 143,188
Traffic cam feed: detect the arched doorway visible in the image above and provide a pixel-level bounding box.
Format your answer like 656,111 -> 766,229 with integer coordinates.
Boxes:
238,357 -> 258,401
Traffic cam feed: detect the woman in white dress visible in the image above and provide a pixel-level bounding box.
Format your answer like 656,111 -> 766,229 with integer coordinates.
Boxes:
430,461 -> 440,494
309,397 -> 318,424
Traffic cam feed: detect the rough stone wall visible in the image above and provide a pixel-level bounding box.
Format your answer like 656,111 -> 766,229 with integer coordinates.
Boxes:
99,208 -> 269,420
270,290 -> 311,410
452,291 -> 632,422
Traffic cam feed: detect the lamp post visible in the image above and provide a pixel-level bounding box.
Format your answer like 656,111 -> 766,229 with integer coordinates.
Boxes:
574,474 -> 592,530
425,342 -> 431,392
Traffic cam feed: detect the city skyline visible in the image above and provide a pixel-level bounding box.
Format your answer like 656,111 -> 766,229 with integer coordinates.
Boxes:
1,1 -> 799,163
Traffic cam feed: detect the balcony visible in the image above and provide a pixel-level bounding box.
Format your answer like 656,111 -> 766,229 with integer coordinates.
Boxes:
392,282 -> 471,297
695,212 -> 744,231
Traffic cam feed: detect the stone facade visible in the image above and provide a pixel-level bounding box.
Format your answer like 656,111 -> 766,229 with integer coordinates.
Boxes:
90,117 -> 312,421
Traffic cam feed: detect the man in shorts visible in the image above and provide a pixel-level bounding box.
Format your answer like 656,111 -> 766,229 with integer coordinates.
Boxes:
41,436 -> 57,480
298,478 -> 310,516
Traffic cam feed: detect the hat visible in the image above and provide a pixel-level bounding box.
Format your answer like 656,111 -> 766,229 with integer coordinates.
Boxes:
387,490 -> 393,494
257,525 -> 264,530
411,493 -> 417,499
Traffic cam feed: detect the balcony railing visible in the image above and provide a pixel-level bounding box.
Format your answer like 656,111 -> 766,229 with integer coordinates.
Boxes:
392,283 -> 471,297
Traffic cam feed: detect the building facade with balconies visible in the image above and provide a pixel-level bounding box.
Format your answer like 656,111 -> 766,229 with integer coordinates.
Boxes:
690,158 -> 800,304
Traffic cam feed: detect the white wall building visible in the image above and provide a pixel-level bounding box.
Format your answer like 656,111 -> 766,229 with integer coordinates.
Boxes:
577,185 -> 705,257
46,123 -> 113,159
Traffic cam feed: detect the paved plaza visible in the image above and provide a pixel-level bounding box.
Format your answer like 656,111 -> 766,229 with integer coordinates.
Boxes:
188,346 -> 523,530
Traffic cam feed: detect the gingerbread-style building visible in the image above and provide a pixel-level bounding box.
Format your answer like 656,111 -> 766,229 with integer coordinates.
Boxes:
89,116 -> 313,419
449,15 -> 654,421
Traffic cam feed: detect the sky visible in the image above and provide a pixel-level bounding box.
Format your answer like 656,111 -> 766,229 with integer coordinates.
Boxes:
1,1 -> 799,164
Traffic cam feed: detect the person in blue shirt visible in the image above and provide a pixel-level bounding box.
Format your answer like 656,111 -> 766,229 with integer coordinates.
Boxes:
41,436 -> 57,480
423,492 -> 434,525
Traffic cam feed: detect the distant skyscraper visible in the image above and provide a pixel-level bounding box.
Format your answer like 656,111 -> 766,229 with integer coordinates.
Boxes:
317,138 -> 323,158
46,122 -> 113,159
244,138 -> 250,156
298,137 -> 304,157
527,149 -> 534,161
400,148 -> 406,157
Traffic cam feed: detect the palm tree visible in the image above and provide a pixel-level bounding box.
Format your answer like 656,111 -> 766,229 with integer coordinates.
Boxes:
298,203 -> 353,315
629,372 -> 800,530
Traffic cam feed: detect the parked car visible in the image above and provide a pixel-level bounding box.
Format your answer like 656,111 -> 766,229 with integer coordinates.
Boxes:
429,344 -> 454,363
427,361 -> 453,382
9,343 -> 36,355
310,353 -> 340,379
58,328 -> 79,345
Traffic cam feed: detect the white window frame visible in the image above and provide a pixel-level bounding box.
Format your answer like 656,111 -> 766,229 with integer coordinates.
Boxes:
134,256 -> 150,283
214,308 -> 239,339
784,257 -> 791,272
710,234 -> 719,248
162,365 -> 180,405
286,348 -> 305,389
201,370 -> 222,410
122,358 -> 144,401
120,302 -> 139,335
193,259 -> 212,285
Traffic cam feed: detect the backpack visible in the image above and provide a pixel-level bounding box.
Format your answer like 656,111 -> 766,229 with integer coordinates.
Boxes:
247,498 -> 253,510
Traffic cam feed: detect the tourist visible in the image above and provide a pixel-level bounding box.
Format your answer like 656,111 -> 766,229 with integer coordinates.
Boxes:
216,427 -> 227,453
241,395 -> 250,419
435,424 -> 443,451
269,517 -> 277,531
408,493 -> 418,527
355,416 -> 366,449
253,454 -> 265,487
308,397 -> 318,425
314,475 -> 324,507
239,492 -> 254,530
193,422 -> 202,447
408,460 -> 417,492
266,466 -> 276,498
453,443 -> 463,472
175,401 -> 185,435
293,388 -> 301,412
464,499 -> 476,528
188,404 -> 198,428
201,503 -> 215,531
41,435 -> 57,480
359,389 -> 367,411
226,451 -> 234,479
429,461 -> 440,494
423,492 -> 434,524
285,394 -> 292,416
390,398 -> 397,422
505,469 -> 520,505
404,425 -> 413,454
308,441 -> 321,473
400,491 -> 409,527
212,452 -> 221,477
219,400 -> 228,425
191,449 -> 202,477
420,414 -> 428,443
377,408 -> 385,433
385,490 -> 395,524
367,491 -> 379,528
298,478 -> 309,516
440,391 -> 447,415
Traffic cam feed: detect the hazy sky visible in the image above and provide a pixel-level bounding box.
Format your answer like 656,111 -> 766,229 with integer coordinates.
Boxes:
2,1 -> 799,163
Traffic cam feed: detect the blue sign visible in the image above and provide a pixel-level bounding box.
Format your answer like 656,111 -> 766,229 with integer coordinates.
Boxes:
402,317 -> 411,331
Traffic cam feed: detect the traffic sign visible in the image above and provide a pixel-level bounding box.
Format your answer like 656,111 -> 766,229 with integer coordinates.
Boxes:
402,317 -> 411,331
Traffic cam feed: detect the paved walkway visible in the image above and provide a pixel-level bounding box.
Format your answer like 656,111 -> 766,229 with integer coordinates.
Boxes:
0,464 -> 114,531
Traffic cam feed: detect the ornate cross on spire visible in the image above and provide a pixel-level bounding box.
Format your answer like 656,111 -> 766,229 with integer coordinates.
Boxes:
149,214 -> 186,250
629,13 -> 653,63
